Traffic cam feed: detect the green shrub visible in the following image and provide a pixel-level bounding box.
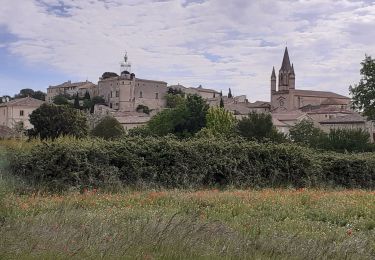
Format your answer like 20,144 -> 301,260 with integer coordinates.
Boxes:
7,136 -> 375,191
91,116 -> 125,140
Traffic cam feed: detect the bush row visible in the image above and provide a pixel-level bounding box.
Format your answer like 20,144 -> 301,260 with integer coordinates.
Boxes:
6,137 -> 375,191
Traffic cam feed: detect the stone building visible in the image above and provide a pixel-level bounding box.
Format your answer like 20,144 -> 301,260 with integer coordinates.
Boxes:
98,71 -> 168,112
47,80 -> 97,103
0,97 -> 44,129
270,47 -> 351,113
97,53 -> 168,112
270,47 -> 373,139
168,84 -> 220,99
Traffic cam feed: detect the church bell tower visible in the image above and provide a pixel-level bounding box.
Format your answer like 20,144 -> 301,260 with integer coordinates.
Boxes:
278,47 -> 295,91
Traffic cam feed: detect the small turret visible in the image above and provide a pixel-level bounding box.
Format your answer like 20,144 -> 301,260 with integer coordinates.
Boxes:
271,66 -> 276,94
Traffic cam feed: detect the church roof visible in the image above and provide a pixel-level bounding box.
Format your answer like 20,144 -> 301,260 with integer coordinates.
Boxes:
320,113 -> 367,124
291,89 -> 349,99
321,97 -> 348,105
280,47 -> 292,71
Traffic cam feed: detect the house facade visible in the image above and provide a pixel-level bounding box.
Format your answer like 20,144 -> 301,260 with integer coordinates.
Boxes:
0,97 -> 45,129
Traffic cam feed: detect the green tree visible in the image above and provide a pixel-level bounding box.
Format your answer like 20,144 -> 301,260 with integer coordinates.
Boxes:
33,91 -> 46,101
101,72 -> 119,79
350,55 -> 375,120
146,94 -> 209,137
74,94 -> 80,109
228,88 -> 233,98
174,94 -> 209,136
15,89 -> 46,101
219,97 -> 224,108
28,103 -> 88,140
136,105 -> 150,114
289,119 -> 326,147
205,107 -> 236,137
53,95 -> 71,106
325,128 -> 372,152
91,116 -> 125,140
84,91 -> 91,100
236,112 -> 285,142
165,93 -> 186,108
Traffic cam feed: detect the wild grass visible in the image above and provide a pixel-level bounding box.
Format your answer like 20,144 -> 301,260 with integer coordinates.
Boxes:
1,188 -> 374,259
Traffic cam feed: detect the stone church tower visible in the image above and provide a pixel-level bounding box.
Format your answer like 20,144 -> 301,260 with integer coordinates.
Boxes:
270,47 -> 296,112
277,47 -> 295,91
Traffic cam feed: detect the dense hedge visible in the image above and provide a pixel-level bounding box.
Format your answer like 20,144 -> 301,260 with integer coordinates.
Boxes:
6,137 -> 375,191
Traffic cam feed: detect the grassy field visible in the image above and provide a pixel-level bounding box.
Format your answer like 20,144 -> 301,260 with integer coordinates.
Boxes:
1,147 -> 375,259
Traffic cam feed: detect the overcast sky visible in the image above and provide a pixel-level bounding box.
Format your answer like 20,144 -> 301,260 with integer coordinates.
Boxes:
1,0 -> 375,101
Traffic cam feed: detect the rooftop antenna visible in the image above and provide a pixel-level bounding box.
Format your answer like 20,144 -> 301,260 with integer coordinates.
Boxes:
120,51 -> 132,74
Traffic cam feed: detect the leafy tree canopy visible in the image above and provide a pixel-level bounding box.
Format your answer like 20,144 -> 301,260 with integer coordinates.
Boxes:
350,55 -> 375,120
147,94 -> 209,137
15,88 -> 46,101
28,103 -> 88,140
91,116 -> 125,140
289,119 -> 326,147
205,107 -> 236,137
236,112 -> 285,142
53,95 -> 71,106
101,72 -> 119,79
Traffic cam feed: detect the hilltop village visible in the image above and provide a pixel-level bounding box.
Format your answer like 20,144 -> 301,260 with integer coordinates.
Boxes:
0,48 -> 373,140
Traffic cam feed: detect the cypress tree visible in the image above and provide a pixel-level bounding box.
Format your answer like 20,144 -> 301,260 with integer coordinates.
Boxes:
74,94 -> 80,109
228,88 -> 233,98
220,97 -> 224,108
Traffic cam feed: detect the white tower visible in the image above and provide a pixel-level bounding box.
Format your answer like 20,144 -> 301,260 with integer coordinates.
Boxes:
120,52 -> 132,74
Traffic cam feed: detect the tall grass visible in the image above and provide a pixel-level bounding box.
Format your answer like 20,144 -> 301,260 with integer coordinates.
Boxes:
0,189 -> 374,259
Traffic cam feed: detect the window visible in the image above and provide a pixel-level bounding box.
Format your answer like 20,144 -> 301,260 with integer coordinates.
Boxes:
110,91 -> 113,98
116,91 -> 119,97
155,93 -> 159,99
139,91 -> 143,98
110,103 -> 112,108
20,110 -> 24,116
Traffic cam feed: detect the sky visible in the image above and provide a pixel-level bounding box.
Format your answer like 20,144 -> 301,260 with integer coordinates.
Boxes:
1,0 -> 375,102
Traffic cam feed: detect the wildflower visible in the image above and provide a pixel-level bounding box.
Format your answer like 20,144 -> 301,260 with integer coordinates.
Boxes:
346,228 -> 353,236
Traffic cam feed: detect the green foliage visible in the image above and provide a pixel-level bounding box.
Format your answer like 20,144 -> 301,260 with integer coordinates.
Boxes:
53,95 -> 71,105
73,94 -> 80,109
147,94 -> 208,137
350,55 -> 375,120
236,112 -> 285,142
84,91 -> 91,100
92,96 -> 106,105
165,93 -> 186,108
290,120 -> 373,152
91,96 -> 106,113
101,72 -> 119,79
15,88 -> 46,101
7,136 -> 375,191
136,105 -> 150,114
205,107 -> 236,137
147,106 -> 187,136
289,119 -> 326,148
167,87 -> 185,96
28,104 -> 88,140
91,116 -> 125,140
228,88 -> 233,98
324,128 -> 372,153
